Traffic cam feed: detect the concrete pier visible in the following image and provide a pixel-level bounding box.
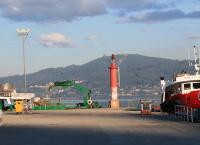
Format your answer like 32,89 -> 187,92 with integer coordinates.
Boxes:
0,109 -> 200,145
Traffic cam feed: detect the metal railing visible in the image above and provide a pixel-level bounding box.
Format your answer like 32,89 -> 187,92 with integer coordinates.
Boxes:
175,105 -> 194,122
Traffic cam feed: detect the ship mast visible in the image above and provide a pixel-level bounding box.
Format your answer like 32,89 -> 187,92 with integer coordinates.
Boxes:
193,45 -> 200,74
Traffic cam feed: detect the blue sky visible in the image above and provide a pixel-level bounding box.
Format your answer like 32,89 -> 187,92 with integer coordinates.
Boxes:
0,0 -> 200,77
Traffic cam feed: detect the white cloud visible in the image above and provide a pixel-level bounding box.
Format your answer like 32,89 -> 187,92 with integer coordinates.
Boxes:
0,0 -> 198,23
186,35 -> 200,40
85,34 -> 98,41
106,0 -> 176,12
40,33 -> 74,48
116,10 -> 200,23
0,0 -> 106,22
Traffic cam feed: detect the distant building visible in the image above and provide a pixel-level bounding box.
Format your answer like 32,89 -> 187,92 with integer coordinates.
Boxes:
0,83 -> 16,97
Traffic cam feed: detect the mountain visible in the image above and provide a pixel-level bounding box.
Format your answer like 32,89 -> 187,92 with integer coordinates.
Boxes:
0,54 -> 191,97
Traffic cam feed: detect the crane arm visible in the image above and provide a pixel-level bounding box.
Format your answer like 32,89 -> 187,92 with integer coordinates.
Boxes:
50,80 -> 92,106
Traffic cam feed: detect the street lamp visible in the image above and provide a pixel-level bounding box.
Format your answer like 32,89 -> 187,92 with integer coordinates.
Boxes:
16,28 -> 31,92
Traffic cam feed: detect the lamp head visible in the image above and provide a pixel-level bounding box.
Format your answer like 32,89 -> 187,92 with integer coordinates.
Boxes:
16,28 -> 31,35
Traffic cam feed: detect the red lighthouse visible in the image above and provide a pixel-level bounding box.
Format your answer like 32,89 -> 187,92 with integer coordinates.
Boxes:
109,54 -> 120,109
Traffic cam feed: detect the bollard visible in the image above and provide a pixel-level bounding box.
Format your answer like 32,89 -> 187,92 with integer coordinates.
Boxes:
0,110 -> 2,126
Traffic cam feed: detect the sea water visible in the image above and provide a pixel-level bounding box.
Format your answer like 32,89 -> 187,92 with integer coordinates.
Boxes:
60,98 -> 160,109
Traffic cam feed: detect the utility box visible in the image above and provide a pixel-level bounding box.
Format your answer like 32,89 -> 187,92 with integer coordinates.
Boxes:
140,99 -> 152,115
15,100 -> 23,114
0,100 -> 2,110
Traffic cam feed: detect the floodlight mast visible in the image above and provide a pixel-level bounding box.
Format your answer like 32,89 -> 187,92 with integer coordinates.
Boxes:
16,28 -> 31,92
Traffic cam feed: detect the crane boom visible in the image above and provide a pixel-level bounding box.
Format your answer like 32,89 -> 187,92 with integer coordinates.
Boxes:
50,80 -> 92,107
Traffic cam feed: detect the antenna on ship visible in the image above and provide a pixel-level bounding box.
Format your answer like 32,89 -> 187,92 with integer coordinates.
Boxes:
188,47 -> 193,66
198,34 -> 200,65
193,45 -> 200,74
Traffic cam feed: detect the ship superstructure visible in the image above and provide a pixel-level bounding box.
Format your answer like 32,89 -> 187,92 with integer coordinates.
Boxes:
160,46 -> 200,113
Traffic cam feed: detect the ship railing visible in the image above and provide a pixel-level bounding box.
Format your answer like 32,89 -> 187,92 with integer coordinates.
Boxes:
175,105 -> 194,122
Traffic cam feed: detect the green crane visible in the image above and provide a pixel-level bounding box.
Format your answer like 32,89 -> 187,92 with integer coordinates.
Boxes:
49,80 -> 101,108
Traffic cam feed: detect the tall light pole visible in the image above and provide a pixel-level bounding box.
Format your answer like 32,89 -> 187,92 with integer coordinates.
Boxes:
16,28 -> 31,92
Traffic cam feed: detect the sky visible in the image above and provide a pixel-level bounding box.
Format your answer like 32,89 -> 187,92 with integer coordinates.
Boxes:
0,0 -> 200,77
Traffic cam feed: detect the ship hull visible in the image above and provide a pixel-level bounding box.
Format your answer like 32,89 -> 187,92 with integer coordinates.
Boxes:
161,90 -> 200,113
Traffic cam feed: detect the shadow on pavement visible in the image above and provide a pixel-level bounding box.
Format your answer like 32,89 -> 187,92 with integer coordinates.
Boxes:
0,125 -> 200,145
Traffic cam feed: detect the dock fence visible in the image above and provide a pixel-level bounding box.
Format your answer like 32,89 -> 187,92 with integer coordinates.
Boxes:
175,105 -> 194,122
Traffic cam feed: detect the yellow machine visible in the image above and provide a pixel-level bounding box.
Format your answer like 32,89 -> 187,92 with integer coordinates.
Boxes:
15,100 -> 23,114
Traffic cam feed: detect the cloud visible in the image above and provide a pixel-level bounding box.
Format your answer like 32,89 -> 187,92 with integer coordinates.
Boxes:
116,10 -> 200,23
186,36 -> 200,40
106,0 -> 176,12
85,34 -> 98,41
0,0 -> 106,22
40,33 -> 74,48
0,0 -> 199,23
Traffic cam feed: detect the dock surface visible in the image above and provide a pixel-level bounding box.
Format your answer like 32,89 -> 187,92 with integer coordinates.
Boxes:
1,109 -> 200,145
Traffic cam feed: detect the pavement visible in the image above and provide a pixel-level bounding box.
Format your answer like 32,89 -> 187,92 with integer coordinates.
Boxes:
0,109 -> 200,145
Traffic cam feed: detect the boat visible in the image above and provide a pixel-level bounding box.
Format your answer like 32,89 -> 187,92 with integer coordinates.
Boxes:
160,45 -> 200,113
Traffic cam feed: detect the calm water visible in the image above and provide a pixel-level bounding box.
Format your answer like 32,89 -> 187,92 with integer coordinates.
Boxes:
59,98 -> 160,108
